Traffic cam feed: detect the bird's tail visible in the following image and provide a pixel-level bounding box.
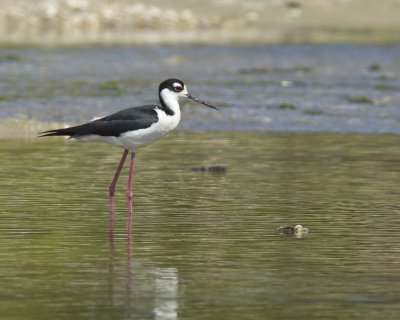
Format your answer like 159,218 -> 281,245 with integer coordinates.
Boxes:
38,127 -> 77,138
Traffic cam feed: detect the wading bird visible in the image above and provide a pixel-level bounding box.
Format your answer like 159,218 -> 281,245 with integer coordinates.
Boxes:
40,78 -> 218,238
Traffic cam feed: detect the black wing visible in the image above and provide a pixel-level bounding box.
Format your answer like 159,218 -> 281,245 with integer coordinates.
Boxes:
40,105 -> 160,138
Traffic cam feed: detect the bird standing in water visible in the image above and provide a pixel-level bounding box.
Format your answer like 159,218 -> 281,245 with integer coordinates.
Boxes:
40,78 -> 218,238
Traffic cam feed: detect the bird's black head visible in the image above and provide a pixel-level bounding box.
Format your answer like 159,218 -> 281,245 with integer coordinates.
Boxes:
159,78 -> 186,94
158,78 -> 219,110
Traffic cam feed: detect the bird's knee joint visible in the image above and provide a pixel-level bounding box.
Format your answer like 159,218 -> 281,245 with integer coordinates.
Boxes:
126,190 -> 133,200
109,185 -> 116,196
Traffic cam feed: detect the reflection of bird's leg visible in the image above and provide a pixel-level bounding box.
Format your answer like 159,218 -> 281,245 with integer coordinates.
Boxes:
126,152 -> 136,240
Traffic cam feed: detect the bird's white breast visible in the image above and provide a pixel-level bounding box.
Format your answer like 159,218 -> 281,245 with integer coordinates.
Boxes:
118,108 -> 181,151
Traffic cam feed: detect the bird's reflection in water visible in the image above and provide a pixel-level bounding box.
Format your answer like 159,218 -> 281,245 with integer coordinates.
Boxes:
154,268 -> 178,320
127,233 -> 133,313
108,225 -> 178,320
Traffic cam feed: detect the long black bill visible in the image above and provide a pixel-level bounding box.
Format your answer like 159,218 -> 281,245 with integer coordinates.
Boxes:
186,94 -> 219,110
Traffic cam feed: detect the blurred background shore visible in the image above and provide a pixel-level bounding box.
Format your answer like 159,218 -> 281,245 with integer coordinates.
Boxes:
0,0 -> 400,45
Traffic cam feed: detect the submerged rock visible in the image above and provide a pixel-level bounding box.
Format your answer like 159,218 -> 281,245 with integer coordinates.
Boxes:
191,166 -> 227,173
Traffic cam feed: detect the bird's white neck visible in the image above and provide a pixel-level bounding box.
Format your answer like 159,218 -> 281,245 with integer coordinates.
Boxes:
159,88 -> 181,116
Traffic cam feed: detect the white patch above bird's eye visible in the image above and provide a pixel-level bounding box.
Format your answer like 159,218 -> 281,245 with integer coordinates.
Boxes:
173,83 -> 183,92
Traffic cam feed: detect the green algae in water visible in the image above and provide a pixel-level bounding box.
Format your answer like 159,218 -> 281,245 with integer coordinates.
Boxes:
279,103 -> 296,110
345,95 -> 374,104
98,81 -> 127,95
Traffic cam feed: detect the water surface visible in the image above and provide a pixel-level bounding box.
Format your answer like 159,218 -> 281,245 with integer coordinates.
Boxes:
1,44 -> 400,134
0,132 -> 399,319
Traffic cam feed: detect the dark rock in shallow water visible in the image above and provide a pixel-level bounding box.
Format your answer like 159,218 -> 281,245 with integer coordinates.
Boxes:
276,225 -> 309,236
191,166 -> 227,173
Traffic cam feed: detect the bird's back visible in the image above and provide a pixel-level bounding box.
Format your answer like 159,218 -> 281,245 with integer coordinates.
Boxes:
40,104 -> 180,151
40,105 -> 160,138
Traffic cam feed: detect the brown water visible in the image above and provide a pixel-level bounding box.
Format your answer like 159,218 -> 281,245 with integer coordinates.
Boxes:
0,132 -> 399,319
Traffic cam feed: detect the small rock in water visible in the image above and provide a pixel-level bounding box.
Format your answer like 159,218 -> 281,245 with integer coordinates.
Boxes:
191,166 -> 227,173
276,224 -> 309,237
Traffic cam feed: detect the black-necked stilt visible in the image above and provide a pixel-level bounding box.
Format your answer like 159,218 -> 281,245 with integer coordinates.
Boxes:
40,78 -> 218,238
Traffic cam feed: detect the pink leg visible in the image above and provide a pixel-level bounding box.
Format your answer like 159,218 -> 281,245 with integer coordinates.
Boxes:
126,151 -> 136,240
109,149 -> 129,234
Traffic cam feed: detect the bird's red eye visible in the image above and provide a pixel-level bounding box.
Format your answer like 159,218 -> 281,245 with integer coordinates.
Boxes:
173,84 -> 183,92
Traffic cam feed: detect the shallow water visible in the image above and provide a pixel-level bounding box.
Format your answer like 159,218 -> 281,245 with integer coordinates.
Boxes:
1,132 -> 399,319
1,44 -> 400,134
